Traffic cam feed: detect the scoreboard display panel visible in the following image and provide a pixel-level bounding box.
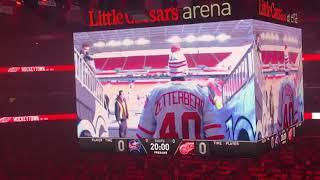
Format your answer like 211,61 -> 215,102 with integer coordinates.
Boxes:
0,0 -> 303,157
74,19 -> 303,156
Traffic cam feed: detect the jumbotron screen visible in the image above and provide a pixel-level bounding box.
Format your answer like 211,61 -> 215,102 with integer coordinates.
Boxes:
74,20 -> 303,156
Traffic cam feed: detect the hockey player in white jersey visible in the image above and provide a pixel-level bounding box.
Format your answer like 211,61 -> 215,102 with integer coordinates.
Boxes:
136,45 -> 226,140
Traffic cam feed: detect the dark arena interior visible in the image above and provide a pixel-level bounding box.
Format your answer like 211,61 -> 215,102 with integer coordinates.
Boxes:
0,0 -> 320,179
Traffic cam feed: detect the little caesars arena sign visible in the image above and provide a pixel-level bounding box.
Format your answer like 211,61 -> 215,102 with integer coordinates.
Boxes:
88,2 -> 232,27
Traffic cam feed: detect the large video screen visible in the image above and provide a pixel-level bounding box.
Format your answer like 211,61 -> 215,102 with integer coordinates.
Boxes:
74,20 -> 259,142
254,20 -> 303,147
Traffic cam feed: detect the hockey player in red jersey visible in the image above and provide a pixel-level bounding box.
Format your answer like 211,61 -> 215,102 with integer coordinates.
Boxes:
136,45 -> 226,140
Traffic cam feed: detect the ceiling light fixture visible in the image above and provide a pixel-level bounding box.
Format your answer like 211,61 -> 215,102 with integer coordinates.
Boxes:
184,35 -> 197,43
107,40 -> 121,47
135,38 -> 150,45
122,39 -> 134,46
216,33 -> 231,42
167,36 -> 182,43
197,35 -> 215,42
93,41 -> 106,48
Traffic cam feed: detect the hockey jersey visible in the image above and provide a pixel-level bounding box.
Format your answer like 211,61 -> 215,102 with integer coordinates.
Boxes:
136,81 -> 225,140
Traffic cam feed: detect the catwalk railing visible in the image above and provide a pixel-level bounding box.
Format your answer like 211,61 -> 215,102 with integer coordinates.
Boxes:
222,45 -> 255,104
74,48 -> 105,106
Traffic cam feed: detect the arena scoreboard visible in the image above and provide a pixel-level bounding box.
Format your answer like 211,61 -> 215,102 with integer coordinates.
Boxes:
79,123 -> 301,157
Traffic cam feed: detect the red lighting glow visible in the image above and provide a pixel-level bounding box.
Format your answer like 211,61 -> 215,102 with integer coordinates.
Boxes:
0,65 -> 75,74
0,113 -> 77,123
16,0 -> 22,6
304,112 -> 320,120
303,54 -> 320,61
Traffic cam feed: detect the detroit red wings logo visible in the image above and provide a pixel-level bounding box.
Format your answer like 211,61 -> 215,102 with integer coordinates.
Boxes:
0,117 -> 13,123
179,142 -> 195,155
8,67 -> 20,73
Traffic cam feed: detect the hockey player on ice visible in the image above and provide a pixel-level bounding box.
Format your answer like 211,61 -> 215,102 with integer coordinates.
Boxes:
136,45 -> 226,140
